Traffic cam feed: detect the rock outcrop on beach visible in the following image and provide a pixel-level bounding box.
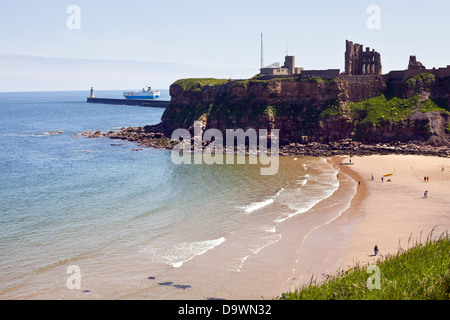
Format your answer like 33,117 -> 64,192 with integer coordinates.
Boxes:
76,128 -> 177,150
76,127 -> 450,158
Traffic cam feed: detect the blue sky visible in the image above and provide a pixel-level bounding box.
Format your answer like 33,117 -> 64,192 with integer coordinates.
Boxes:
0,0 -> 449,91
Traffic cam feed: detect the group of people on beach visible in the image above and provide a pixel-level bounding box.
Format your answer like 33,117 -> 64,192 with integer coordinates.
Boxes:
370,170 -> 437,198
371,174 -> 391,183
365,166 -> 448,257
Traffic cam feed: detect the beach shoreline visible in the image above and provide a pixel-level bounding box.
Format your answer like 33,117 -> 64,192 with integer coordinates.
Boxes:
1,149 -> 448,300
335,154 -> 449,271
281,153 -> 450,295
241,153 -> 449,300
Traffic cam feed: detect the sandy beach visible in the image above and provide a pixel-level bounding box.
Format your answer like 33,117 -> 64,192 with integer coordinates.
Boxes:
334,154 -> 450,269
198,154 -> 450,299
258,154 -> 449,299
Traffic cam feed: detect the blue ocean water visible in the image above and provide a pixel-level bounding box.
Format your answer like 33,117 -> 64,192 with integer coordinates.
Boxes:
0,90 -> 169,285
0,90 -> 343,299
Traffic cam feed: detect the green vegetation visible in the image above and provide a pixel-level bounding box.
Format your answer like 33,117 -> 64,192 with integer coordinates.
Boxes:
302,76 -> 327,84
281,231 -> 449,300
404,72 -> 436,88
349,93 -> 449,128
173,78 -> 231,91
349,94 -> 419,126
263,105 -> 276,121
419,98 -> 450,114
318,103 -> 343,119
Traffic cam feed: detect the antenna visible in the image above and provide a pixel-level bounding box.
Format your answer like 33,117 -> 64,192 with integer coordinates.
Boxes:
286,44 -> 289,56
260,32 -> 264,69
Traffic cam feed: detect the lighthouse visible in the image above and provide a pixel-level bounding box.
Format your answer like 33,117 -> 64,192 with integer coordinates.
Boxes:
90,87 -> 95,98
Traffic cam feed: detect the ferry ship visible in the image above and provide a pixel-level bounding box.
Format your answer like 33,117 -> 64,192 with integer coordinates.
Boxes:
123,86 -> 160,99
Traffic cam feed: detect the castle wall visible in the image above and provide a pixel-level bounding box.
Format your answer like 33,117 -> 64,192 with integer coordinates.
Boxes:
339,75 -> 381,83
301,69 -> 340,79
387,66 -> 450,86
431,66 -> 450,79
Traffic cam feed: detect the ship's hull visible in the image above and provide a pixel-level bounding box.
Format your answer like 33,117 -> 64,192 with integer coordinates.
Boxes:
123,94 -> 160,100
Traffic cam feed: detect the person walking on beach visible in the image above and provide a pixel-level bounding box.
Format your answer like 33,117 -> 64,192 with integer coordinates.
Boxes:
371,173 -> 374,180
374,245 -> 379,256
424,190 -> 428,198
381,176 -> 383,183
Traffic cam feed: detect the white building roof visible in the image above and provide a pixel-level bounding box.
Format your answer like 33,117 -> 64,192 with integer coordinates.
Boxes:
262,62 -> 281,69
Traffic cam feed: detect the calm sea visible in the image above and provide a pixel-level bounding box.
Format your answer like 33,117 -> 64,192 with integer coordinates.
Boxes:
0,90 -> 345,299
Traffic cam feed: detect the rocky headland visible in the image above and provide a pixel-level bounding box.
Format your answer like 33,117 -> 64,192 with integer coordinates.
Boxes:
80,67 -> 450,158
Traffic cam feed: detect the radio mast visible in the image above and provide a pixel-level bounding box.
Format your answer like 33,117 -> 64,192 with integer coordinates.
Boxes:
260,32 -> 264,69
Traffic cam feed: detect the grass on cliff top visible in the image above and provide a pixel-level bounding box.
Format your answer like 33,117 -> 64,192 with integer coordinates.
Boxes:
173,76 -> 340,92
280,230 -> 449,300
173,78 -> 231,91
349,93 -> 450,127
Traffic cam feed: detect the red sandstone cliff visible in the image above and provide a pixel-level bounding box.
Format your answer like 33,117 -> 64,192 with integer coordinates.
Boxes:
152,74 -> 450,146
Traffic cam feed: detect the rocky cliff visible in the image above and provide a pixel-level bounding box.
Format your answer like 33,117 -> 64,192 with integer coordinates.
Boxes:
147,72 -> 450,147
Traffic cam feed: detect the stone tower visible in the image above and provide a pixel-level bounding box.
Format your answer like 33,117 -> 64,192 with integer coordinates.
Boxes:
283,56 -> 295,75
345,40 -> 382,75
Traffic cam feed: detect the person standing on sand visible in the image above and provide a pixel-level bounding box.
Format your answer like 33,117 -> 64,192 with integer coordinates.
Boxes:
381,176 -> 383,182
374,245 -> 378,256
371,173 -> 374,180
424,190 -> 428,198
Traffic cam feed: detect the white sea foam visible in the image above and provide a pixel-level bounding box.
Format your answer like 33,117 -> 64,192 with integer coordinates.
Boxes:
274,187 -> 285,197
242,198 -> 274,213
140,237 -> 226,268
274,161 -> 340,223
261,225 -> 276,233
240,187 -> 284,214
236,233 -> 281,272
